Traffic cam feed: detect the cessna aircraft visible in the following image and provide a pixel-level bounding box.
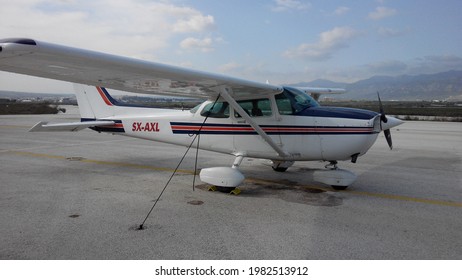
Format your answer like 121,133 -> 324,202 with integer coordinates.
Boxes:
0,38 -> 403,191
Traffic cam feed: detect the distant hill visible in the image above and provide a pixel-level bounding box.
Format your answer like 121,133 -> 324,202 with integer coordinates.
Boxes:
290,70 -> 462,101
2,70 -> 462,101
0,90 -> 73,99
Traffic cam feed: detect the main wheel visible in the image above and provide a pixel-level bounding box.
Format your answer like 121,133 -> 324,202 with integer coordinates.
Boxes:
216,186 -> 236,193
331,185 -> 348,190
272,166 -> 288,172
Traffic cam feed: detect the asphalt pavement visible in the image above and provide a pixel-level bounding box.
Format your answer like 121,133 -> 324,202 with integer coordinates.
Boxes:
0,107 -> 461,259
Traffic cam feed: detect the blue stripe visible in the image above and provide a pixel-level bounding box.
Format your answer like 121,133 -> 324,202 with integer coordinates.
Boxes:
81,118 -> 125,133
171,131 -> 376,135
297,107 -> 379,119
170,122 -> 375,135
99,87 -> 120,106
172,131 -> 376,135
171,122 -> 249,128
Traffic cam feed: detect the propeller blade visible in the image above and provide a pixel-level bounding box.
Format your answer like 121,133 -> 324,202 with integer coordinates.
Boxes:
384,129 -> 393,149
377,92 -> 388,123
377,92 -> 394,149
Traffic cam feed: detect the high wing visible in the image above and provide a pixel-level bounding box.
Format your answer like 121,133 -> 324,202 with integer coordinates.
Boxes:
0,38 -> 282,99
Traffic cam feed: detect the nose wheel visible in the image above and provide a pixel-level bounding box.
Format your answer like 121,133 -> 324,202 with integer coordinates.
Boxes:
325,161 -> 350,189
208,185 -> 241,195
312,161 -> 356,190
271,160 -> 294,172
331,185 -> 348,190
325,160 -> 338,170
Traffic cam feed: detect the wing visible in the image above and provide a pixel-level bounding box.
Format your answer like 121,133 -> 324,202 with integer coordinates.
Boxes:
0,38 -> 282,99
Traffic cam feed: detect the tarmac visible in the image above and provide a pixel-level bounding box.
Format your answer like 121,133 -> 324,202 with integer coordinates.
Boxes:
0,106 -> 461,259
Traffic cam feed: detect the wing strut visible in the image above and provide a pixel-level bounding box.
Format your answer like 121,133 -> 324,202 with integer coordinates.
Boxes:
217,86 -> 289,158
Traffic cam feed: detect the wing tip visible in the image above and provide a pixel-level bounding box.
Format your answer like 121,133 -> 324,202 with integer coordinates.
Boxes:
0,38 -> 37,45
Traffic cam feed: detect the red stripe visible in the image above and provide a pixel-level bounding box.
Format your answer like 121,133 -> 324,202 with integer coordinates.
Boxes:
171,125 -> 254,131
96,87 -> 113,106
172,128 -> 372,133
171,124 -> 373,134
99,123 -> 123,128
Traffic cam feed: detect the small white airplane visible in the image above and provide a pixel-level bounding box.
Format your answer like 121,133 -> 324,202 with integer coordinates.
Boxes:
0,38 -> 403,191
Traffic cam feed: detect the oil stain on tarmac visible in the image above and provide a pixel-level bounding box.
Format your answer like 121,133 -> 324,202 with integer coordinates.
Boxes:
196,180 -> 343,207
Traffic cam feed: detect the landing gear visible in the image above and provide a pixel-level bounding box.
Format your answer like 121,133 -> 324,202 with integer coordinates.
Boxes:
208,185 -> 241,195
326,161 -> 349,189
200,166 -> 244,187
271,161 -> 294,172
199,154 -> 245,194
313,161 -> 357,190
331,185 -> 348,191
272,166 -> 288,172
325,160 -> 338,170
325,161 -> 349,189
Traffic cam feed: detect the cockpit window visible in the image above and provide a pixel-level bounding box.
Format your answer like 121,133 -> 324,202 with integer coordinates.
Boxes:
275,87 -> 319,115
200,101 -> 230,118
234,98 -> 272,118
190,103 -> 202,114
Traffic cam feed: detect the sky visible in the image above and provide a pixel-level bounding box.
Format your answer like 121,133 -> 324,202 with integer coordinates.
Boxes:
1,0 -> 461,93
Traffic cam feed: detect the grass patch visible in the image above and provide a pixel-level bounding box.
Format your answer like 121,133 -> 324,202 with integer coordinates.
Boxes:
0,102 -> 65,115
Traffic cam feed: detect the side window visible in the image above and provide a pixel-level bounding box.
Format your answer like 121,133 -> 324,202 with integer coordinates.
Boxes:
234,98 -> 272,118
200,102 -> 229,118
275,93 -> 293,115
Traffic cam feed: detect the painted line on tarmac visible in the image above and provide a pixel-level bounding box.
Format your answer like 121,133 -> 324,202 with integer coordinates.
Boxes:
344,190 -> 462,208
0,125 -> 31,129
10,150 -> 195,175
9,150 -> 462,209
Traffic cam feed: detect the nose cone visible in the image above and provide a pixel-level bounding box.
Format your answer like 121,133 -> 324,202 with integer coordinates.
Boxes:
381,116 -> 404,130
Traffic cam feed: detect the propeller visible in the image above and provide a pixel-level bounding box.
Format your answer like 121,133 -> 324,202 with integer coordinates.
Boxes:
377,92 -> 393,150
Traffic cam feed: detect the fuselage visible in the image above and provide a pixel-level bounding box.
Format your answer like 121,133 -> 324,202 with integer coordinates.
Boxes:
91,87 -> 382,162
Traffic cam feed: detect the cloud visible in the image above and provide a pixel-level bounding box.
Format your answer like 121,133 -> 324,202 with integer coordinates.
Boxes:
180,37 -> 214,52
283,26 -> 360,61
334,55 -> 462,82
271,0 -> 311,12
368,6 -> 397,20
217,54 -> 462,87
334,6 -> 350,16
365,60 -> 408,74
408,55 -> 462,74
173,14 -> 214,33
0,0 -> 215,59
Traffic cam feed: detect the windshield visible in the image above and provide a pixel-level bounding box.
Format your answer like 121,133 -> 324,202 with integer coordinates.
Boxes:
190,103 -> 202,114
200,101 -> 230,118
275,87 -> 319,115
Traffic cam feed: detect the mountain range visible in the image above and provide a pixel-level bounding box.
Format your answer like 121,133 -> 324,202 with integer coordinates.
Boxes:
290,70 -> 462,101
1,70 -> 461,101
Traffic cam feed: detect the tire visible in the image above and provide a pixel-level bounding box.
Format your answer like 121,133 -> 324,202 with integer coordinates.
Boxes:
216,186 -> 236,193
272,166 -> 288,172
